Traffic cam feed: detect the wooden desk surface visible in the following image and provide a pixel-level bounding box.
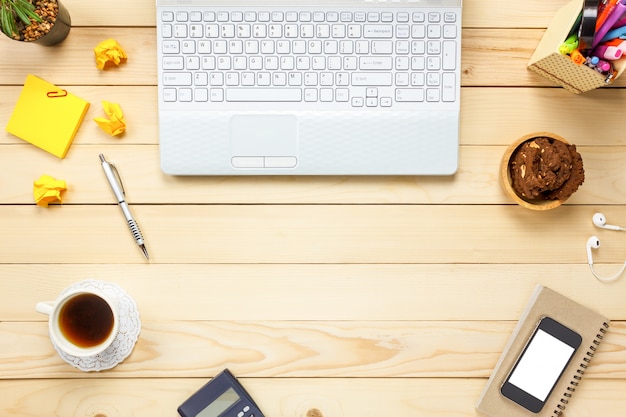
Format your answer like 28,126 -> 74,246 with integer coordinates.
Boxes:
1,0 -> 625,416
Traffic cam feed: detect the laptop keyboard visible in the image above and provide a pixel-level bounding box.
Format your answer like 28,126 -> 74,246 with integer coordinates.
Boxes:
159,8 -> 460,108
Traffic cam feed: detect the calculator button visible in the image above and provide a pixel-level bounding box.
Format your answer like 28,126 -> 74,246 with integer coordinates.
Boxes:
243,406 -> 250,412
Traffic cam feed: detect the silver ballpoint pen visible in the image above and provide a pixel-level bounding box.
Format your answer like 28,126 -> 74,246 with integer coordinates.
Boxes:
99,154 -> 149,260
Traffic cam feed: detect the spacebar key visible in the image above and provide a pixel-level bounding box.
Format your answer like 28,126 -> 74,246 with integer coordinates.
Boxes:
226,88 -> 302,102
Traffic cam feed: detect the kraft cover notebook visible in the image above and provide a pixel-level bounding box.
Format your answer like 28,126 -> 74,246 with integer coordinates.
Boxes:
476,285 -> 609,417
6,74 -> 90,158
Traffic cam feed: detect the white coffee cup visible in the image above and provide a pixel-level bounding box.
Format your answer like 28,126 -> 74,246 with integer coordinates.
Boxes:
36,287 -> 120,357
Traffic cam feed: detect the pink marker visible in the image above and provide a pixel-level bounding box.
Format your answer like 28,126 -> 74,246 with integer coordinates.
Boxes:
594,44 -> 624,60
596,59 -> 612,72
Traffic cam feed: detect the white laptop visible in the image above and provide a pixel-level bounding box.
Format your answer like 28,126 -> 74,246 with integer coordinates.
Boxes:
156,0 -> 462,175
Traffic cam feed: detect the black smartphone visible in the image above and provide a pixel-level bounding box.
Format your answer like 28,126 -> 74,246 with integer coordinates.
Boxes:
178,369 -> 265,417
501,316 -> 582,413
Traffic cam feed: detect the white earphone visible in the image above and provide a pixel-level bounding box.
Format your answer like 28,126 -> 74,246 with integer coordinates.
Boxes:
592,212 -> 625,231
586,236 -> 626,283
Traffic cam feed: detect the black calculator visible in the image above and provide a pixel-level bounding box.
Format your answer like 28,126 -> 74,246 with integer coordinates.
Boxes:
178,369 -> 265,417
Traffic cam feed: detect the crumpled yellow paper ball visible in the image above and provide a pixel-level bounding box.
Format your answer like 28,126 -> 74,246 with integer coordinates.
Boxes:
94,39 -> 128,70
94,101 -> 126,136
33,175 -> 67,207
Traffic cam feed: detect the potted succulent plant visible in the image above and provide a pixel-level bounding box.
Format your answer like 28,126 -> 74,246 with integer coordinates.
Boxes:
0,0 -> 70,45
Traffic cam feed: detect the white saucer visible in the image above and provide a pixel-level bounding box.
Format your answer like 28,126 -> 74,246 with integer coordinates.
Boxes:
50,279 -> 141,372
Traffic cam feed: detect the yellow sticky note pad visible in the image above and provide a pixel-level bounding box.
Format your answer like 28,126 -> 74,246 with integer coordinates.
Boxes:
6,75 -> 90,158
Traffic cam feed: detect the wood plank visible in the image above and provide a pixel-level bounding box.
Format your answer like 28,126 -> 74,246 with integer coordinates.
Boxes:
1,265 -> 624,321
0,377 -> 623,417
1,143 -> 624,205
0,205 -> 622,264
6,28 -> 626,88
61,0 -> 573,28
3,86 -> 626,147
0,320 -> 623,379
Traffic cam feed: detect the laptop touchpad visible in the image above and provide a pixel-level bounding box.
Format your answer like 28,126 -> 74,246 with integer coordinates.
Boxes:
230,114 -> 298,160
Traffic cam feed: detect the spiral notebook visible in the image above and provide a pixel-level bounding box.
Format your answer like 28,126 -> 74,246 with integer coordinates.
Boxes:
476,285 -> 609,417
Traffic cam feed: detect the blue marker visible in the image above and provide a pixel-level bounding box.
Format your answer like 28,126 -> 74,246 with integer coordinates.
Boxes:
600,25 -> 626,43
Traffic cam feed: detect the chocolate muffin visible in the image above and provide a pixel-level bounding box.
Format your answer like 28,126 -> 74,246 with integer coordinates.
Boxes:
509,137 -> 584,202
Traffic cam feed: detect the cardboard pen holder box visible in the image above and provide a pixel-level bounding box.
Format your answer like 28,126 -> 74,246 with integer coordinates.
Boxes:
528,0 -> 626,94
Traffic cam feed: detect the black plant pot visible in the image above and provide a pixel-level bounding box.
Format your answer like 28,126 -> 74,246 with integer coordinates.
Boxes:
2,0 -> 71,45
32,0 -> 71,46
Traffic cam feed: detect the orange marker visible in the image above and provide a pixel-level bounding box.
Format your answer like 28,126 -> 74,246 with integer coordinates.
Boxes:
570,49 -> 586,65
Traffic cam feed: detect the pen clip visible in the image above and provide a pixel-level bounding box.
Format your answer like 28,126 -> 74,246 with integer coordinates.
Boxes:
109,162 -> 126,197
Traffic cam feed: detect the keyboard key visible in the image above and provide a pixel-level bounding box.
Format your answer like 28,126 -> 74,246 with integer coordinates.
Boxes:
163,56 -> 183,70
427,25 -> 441,38
205,24 -> 219,38
210,88 -> 224,101
395,88 -> 424,102
304,88 -> 318,101
179,88 -> 193,101
381,12 -> 394,22
427,88 -> 440,102
161,24 -> 172,38
195,88 -> 208,101
363,24 -> 393,38
351,72 -> 393,86
226,88 -> 302,102
352,96 -> 364,107
320,88 -> 334,102
367,12 -> 380,22
412,12 -> 425,22
231,11 -> 243,22
442,73 -> 456,102
444,12 -> 456,23
174,24 -> 187,38
442,40 -> 457,70
396,25 -> 410,38
371,40 -> 393,54
336,88 -> 350,102
163,72 -> 192,86
443,25 -> 457,39
360,56 -> 393,70
163,88 -> 176,102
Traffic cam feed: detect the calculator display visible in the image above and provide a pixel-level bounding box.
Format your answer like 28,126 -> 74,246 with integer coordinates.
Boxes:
197,388 -> 240,417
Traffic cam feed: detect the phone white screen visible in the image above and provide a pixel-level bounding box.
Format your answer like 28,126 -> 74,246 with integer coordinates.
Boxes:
508,329 -> 575,401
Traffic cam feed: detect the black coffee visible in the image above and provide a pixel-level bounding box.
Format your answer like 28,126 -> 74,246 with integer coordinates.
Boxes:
58,293 -> 114,348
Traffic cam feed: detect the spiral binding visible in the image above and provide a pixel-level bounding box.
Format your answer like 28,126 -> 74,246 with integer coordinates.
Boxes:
552,322 -> 609,417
